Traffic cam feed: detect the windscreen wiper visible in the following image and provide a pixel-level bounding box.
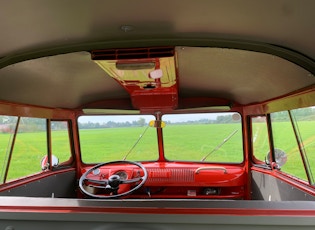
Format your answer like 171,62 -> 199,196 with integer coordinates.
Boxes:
122,125 -> 150,160
201,129 -> 238,162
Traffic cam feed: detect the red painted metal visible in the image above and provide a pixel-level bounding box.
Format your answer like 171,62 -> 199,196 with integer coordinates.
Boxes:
80,162 -> 246,199
2,205 -> 315,217
131,85 -> 178,111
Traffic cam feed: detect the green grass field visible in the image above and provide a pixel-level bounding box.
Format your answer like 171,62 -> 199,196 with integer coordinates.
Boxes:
252,121 -> 315,181
162,123 -> 243,162
0,121 -> 314,182
79,123 -> 244,163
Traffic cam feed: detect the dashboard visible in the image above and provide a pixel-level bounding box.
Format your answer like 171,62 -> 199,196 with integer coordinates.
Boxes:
80,162 -> 246,199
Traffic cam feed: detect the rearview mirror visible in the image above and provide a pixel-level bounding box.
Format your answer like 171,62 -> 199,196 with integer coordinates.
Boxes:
149,120 -> 166,128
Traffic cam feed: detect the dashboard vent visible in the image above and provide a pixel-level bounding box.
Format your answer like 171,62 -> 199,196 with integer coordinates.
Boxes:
91,47 -> 174,60
147,168 -> 195,183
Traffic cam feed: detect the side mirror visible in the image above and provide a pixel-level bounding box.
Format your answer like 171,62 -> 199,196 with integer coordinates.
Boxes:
266,148 -> 287,168
41,155 -> 59,170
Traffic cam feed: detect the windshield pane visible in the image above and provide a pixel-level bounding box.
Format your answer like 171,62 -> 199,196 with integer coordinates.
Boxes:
78,115 -> 158,163
162,112 -> 243,163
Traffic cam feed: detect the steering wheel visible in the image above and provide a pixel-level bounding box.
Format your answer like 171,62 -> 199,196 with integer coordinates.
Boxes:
79,160 -> 148,199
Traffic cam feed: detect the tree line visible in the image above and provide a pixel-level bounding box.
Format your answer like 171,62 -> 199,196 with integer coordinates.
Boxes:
0,107 -> 314,131
79,114 -> 240,129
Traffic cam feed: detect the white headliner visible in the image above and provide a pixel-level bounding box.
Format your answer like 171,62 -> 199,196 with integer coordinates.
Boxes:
0,0 -> 314,109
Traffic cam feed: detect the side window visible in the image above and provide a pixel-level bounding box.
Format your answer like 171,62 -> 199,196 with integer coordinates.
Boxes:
51,121 -> 72,164
6,117 -> 47,181
0,116 -> 18,182
0,117 -> 73,183
290,107 -> 315,183
271,111 -> 308,181
252,116 -> 269,162
252,107 -> 315,184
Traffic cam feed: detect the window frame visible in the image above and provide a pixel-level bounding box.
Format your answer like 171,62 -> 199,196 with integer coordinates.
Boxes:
251,106 -> 315,185
0,116 -> 74,184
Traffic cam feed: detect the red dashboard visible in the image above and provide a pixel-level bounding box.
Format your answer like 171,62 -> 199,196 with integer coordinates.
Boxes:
80,162 -> 246,199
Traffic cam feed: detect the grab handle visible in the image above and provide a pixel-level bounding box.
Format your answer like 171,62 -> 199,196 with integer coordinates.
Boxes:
195,166 -> 227,174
